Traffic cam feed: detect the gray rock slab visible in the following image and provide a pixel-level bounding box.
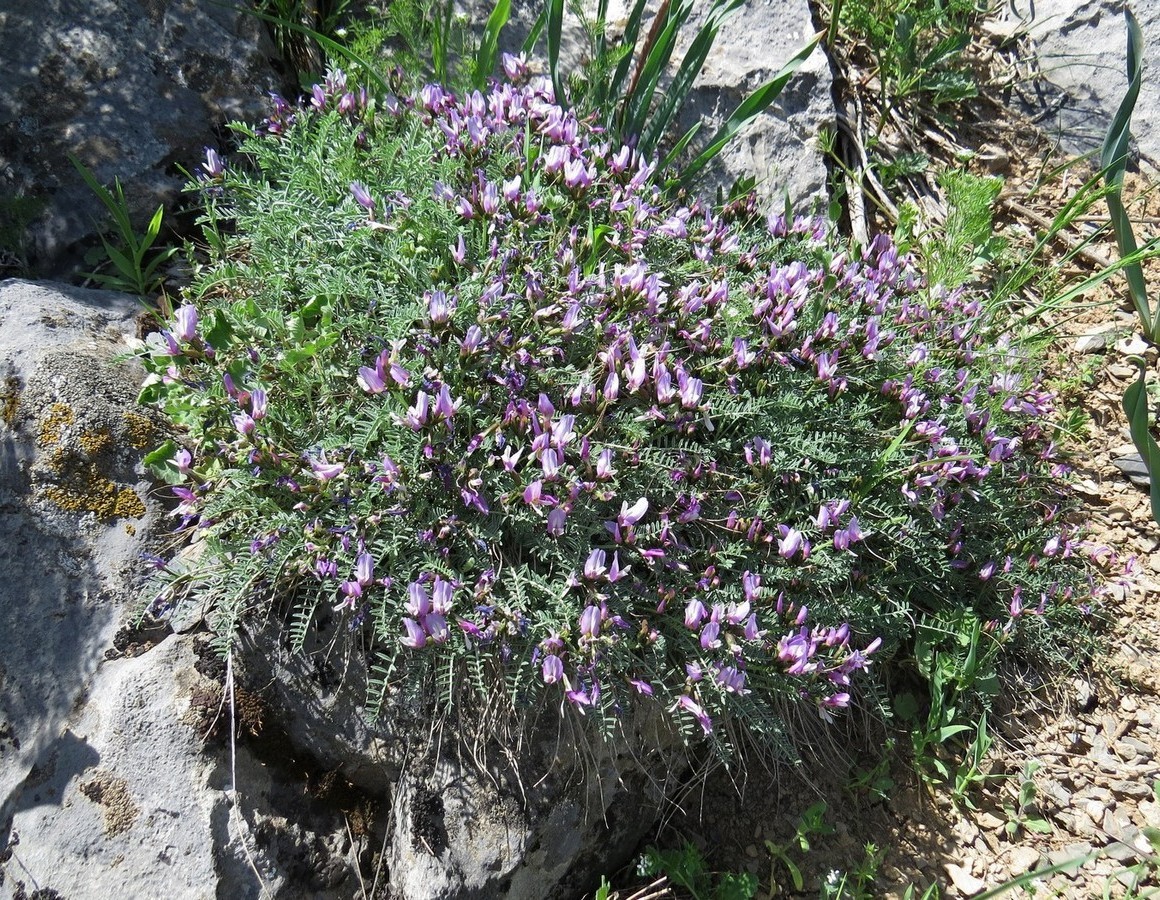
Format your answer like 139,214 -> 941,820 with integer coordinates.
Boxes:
464,0 -> 830,210
1010,0 -> 1160,166
1,636 -> 221,900
0,279 -> 165,854
0,0 -> 280,272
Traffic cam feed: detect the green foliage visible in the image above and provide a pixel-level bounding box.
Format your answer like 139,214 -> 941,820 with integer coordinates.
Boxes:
543,0 -> 821,189
833,0 -> 982,111
893,610 -> 1000,789
1002,760 -> 1053,838
138,60 -> 1093,775
255,0 -> 351,79
764,801 -> 835,893
69,156 -> 176,300
0,191 -> 45,275
928,171 -> 1005,290
1100,9 -> 1160,526
638,843 -> 757,900
819,843 -> 885,899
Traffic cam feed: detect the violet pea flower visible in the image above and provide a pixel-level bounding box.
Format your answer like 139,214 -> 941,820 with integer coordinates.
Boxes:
684,598 -> 707,630
173,305 -> 199,343
358,365 -> 386,394
547,507 -> 568,536
401,618 -> 427,649
583,549 -> 607,580
431,577 -> 453,614
619,497 -> 648,527
310,458 -> 344,481
406,582 -> 432,618
424,613 -> 450,644
542,654 -> 564,684
676,695 -> 713,734
579,605 -> 602,639
350,181 -> 375,214
355,552 -> 374,586
174,448 -> 193,474
250,388 -> 267,420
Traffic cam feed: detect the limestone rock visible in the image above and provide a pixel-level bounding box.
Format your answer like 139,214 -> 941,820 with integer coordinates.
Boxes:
464,0 -> 831,210
0,0 -> 280,272
0,279 -> 167,846
1011,0 -> 1160,166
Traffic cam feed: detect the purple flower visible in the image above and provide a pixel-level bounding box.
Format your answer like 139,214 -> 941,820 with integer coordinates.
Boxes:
629,678 -> 654,696
542,654 -> 564,684
350,181 -> 375,214
619,497 -> 648,527
547,507 -> 568,536
434,384 -> 459,421
684,598 -> 707,629
355,552 -> 374,586
584,549 -> 607,580
173,305 -> 199,343
676,695 -> 713,734
579,605 -> 602,639
309,457 -> 344,481
699,620 -> 721,650
424,613 -> 450,643
202,148 -> 224,179
233,413 -> 255,436
401,618 -> 427,649
778,525 -> 805,559
174,448 -> 193,474
250,389 -> 267,420
407,582 -> 432,618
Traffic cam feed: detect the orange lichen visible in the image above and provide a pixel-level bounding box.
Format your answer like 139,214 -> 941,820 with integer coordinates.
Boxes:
1,376 -> 19,426
78,429 -> 114,455
40,464 -> 146,521
122,411 -> 155,449
37,401 -> 74,448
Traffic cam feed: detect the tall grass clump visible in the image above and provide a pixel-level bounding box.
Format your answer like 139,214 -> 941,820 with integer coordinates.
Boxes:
137,60 -> 1092,759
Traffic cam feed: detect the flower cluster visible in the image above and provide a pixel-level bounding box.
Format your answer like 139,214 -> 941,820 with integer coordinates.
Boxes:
139,61 -> 1091,748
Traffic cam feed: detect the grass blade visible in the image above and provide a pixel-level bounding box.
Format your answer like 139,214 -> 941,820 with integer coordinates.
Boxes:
473,0 -> 512,89
609,0 -> 651,106
547,0 -> 565,106
678,31 -> 821,187
620,0 -> 694,144
1101,8 -> 1153,338
639,0 -> 744,159
1123,362 -> 1160,524
232,1 -> 393,96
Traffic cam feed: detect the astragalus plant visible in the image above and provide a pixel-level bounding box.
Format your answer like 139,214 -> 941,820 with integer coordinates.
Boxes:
138,59 -> 1091,756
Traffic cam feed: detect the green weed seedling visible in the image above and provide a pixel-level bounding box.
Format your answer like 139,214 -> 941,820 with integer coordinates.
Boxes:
637,843 -> 758,900
1003,761 -> 1053,839
819,843 -> 885,899
763,801 -> 835,895
70,156 -> 176,300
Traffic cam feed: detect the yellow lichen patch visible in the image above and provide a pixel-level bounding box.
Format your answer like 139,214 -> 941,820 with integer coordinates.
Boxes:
1,376 -> 19,426
78,429 -> 114,455
122,410 -> 155,449
40,464 -> 146,521
37,402 -> 74,448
